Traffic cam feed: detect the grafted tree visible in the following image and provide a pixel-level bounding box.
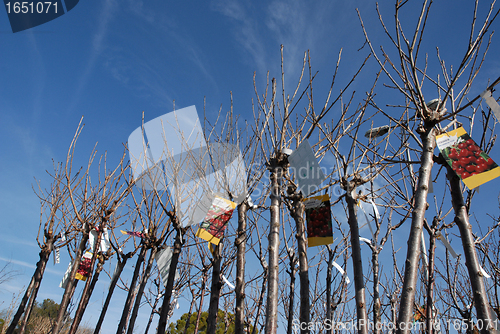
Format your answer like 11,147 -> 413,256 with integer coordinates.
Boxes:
357,0 -> 500,332
6,162 -> 70,334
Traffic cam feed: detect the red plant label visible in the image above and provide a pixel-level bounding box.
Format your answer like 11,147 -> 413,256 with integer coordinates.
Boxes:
436,127 -> 500,189
304,194 -> 334,247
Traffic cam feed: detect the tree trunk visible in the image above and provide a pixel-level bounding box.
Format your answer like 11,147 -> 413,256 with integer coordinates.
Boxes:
447,168 -> 495,334
396,126 -> 435,334
235,202 -> 248,334
345,181 -> 369,334
372,248 -> 381,334
117,245 -> 148,334
265,161 -> 281,334
52,228 -> 90,334
17,290 -> 36,334
290,197 -> 310,334
93,255 -> 129,334
426,224 -> 436,334
8,239 -> 53,334
128,247 -> 157,334
69,228 -> 104,334
286,254 -> 297,334
207,242 -> 223,334
326,249 -> 334,334
193,270 -> 208,334
70,255 -> 105,334
156,222 -> 184,334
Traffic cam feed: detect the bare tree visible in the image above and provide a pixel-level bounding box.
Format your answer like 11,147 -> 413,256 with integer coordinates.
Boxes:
357,0 -> 500,331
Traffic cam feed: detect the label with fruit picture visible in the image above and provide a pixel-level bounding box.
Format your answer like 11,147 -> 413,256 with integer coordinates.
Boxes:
196,196 -> 236,245
436,127 -> 500,189
75,252 -> 93,281
304,194 -> 334,247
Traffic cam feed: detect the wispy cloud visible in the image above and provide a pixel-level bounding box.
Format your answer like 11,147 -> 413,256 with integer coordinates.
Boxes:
211,0 -> 371,93
211,0 -> 269,78
0,235 -> 38,248
102,1 -> 221,109
68,0 -> 117,113
0,257 -> 35,270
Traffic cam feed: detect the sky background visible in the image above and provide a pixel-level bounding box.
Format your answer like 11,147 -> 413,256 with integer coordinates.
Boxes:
1,1 -> 500,333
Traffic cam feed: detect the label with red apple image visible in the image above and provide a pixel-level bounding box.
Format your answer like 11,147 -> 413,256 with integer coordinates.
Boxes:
196,197 -> 236,246
436,127 -> 500,189
304,194 -> 334,247
75,252 -> 92,281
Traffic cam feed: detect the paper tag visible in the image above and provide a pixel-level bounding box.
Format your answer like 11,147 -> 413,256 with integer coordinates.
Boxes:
437,232 -> 458,258
368,199 -> 380,220
359,204 -> 376,242
359,237 -> 372,245
222,275 -> 235,290
479,265 -> 491,278
332,260 -> 350,284
54,247 -> 60,264
481,90 -> 500,122
59,261 -> 72,289
436,134 -> 458,150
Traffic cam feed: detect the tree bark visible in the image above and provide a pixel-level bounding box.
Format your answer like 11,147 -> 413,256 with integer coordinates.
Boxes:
426,223 -> 436,334
396,126 -> 436,334
326,249 -> 334,334
286,254 -> 297,334
265,161 -> 281,334
69,228 -> 104,334
7,239 -> 53,334
235,202 -> 248,334
345,181 -> 369,334
207,242 -> 223,334
52,228 -> 90,334
156,222 -> 184,334
117,244 -> 148,334
93,254 -> 129,334
128,247 -> 157,334
447,168 -> 495,334
69,254 -> 105,334
372,248 -> 381,334
290,197 -> 310,334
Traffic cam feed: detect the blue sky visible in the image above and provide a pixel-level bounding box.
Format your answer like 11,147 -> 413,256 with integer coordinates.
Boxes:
2,0 -> 500,333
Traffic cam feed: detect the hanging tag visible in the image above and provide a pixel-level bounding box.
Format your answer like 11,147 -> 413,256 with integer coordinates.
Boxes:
222,275 -> 235,290
481,90 -> 500,122
59,261 -> 72,289
436,127 -> 500,189
368,199 -> 380,220
89,230 -> 97,252
479,265 -> 491,278
54,247 -> 60,264
359,204 -> 376,242
304,194 -> 334,247
196,197 -> 236,246
100,228 -> 110,252
359,237 -> 372,245
437,232 -> 458,258
331,261 -> 350,284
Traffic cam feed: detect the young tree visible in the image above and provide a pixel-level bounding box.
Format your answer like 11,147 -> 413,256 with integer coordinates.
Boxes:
357,1 -> 500,332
